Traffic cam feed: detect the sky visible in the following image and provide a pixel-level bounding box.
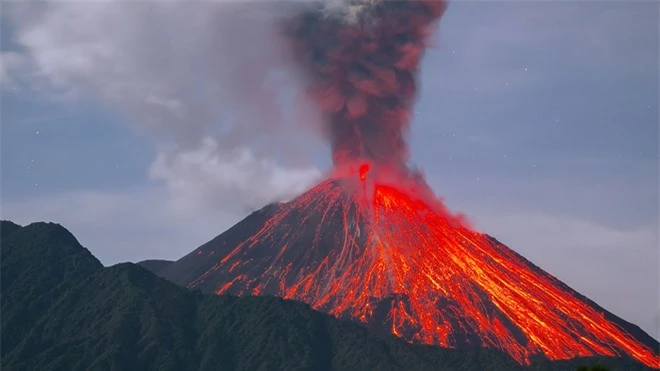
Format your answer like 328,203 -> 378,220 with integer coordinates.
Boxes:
1,1 -> 658,339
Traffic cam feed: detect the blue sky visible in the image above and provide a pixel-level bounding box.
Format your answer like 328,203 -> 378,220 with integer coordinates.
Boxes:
1,1 -> 658,338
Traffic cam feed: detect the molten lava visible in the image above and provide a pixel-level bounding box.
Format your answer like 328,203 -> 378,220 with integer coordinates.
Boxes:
170,164 -> 659,368
160,0 -> 659,367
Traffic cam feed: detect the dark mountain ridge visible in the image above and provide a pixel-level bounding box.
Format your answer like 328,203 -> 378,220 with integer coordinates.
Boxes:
1,221 -> 103,357
1,220 -> 656,370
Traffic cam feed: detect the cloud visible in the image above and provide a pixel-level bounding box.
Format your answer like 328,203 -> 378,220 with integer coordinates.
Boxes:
149,137 -> 321,213
4,0 -> 324,207
0,51 -> 25,90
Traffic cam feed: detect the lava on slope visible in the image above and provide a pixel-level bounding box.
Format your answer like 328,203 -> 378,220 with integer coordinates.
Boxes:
161,0 -> 658,367
162,164 -> 659,367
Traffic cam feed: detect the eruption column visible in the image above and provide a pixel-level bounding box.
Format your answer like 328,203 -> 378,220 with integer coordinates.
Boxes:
285,0 -> 446,167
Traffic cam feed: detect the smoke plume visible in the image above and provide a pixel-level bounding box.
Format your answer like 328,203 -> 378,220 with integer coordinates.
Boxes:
284,0 -> 447,167
4,0 -> 447,211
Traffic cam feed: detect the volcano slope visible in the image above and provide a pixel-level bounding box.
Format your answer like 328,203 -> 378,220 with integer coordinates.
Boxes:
159,173 -> 660,368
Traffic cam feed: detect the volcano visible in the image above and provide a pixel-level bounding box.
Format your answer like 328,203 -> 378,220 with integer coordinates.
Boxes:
161,0 -> 657,367
160,165 -> 659,368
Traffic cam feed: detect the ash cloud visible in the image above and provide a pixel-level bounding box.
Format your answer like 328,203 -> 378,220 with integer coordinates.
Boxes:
280,0 -> 466,226
283,0 -> 446,167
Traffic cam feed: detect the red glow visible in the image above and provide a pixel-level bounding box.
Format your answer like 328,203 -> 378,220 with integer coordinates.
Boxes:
189,166 -> 659,368
359,163 -> 370,181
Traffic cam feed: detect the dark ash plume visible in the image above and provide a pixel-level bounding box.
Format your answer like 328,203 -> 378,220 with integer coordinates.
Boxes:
283,0 -> 447,167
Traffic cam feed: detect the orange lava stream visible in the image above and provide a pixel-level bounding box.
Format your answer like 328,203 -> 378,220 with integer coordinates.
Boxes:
192,169 -> 659,367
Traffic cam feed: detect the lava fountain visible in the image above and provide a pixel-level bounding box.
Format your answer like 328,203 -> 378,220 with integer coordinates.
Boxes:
161,0 -> 660,367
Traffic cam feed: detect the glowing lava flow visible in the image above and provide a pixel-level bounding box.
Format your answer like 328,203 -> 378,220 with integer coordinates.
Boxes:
156,0 -> 659,366
175,165 -> 659,368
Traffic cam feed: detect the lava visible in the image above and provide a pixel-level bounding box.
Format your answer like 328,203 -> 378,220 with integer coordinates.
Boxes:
359,163 -> 370,181
180,165 -> 659,367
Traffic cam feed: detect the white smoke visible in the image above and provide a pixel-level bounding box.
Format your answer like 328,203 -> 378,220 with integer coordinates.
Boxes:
3,0 -> 325,212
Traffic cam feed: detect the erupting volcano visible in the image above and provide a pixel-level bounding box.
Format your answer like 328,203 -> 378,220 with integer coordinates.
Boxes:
162,170 -> 659,367
161,0 -> 659,368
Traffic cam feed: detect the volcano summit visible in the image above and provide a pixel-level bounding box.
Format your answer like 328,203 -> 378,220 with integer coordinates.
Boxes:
159,0 -> 659,368
160,168 -> 659,367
